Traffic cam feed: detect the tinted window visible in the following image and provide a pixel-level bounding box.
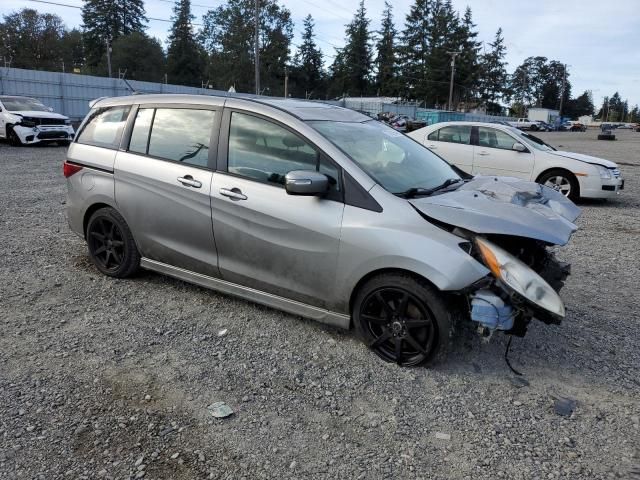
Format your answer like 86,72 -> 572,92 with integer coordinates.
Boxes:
435,125 -> 471,145
147,109 -> 215,167
77,106 -> 131,149
128,108 -> 153,154
427,131 -> 439,141
228,112 -> 339,190
478,126 -> 517,150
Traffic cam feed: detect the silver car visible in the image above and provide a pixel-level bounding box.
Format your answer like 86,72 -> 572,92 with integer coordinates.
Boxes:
65,94 -> 580,367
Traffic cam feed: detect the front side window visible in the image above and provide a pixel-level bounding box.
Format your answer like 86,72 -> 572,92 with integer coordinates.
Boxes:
309,120 -> 460,195
228,112 -> 339,191
478,127 -> 518,150
434,125 -> 472,145
77,105 -> 131,149
147,108 -> 215,167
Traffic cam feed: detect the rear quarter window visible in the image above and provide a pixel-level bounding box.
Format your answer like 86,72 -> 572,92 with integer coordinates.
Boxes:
76,105 -> 131,149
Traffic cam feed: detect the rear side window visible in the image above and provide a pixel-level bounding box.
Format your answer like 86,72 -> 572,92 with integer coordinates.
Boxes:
128,108 -> 215,168
432,125 -> 472,145
76,105 -> 131,149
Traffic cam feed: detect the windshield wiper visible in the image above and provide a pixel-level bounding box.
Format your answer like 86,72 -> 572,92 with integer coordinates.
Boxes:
396,178 -> 463,198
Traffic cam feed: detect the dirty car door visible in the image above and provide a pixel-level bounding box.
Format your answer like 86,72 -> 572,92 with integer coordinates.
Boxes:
473,126 -> 534,179
114,104 -> 221,277
210,110 -> 344,308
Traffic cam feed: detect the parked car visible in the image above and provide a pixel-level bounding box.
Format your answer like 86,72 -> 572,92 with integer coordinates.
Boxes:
66,95 -> 580,367
0,95 -> 75,146
508,118 -> 539,130
560,121 -> 586,132
535,120 -> 553,132
408,121 -> 624,200
616,123 -> 633,130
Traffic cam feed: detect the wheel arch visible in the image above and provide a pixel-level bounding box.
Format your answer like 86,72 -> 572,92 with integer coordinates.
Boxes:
82,202 -> 115,238
535,167 -> 581,197
348,268 -> 442,322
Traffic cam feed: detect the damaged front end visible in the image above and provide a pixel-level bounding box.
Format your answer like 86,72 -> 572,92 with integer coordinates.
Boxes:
410,176 -> 580,338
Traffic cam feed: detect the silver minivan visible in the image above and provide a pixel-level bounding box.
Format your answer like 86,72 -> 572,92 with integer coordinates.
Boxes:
65,94 -> 580,367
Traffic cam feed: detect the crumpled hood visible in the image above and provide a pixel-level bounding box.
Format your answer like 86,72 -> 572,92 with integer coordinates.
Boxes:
9,110 -> 68,120
410,176 -> 581,246
550,150 -> 617,168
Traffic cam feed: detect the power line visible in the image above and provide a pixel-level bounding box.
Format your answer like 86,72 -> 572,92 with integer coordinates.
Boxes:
154,0 -> 223,9
25,0 -> 203,26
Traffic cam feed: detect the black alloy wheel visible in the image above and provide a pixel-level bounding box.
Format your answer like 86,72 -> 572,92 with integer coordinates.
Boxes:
86,208 -> 140,278
354,274 -> 451,367
8,127 -> 22,146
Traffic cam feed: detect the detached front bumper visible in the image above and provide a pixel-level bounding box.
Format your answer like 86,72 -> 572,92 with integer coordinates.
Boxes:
13,124 -> 75,145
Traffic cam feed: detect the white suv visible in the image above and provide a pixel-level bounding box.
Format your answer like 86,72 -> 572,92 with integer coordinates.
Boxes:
0,96 -> 75,146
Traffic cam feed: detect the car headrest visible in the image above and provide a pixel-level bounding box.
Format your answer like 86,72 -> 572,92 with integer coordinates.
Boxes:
282,133 -> 305,149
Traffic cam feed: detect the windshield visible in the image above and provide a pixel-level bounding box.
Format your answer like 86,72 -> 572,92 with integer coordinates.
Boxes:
507,127 -> 556,152
309,120 -> 460,194
0,97 -> 49,112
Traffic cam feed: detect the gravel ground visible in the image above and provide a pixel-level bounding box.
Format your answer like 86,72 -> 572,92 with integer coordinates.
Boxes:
1,129 -> 639,480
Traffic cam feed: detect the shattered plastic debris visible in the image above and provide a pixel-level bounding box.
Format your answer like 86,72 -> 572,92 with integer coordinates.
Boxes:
217,329 -> 228,338
434,432 -> 451,441
208,402 -> 234,418
553,396 -> 577,417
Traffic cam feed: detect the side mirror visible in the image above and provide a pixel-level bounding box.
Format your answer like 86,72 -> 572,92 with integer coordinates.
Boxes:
285,170 -> 329,196
512,142 -> 527,152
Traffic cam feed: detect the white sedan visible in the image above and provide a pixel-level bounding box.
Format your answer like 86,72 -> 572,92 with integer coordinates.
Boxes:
408,121 -> 624,200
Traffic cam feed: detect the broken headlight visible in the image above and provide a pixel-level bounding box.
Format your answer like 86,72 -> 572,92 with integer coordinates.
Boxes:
475,237 -> 565,319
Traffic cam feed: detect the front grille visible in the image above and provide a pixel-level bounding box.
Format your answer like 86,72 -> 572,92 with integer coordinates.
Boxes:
36,131 -> 69,139
610,168 -> 621,178
23,117 -> 66,126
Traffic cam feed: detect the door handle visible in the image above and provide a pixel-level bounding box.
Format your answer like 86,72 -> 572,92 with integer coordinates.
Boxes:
177,175 -> 202,188
476,151 -> 490,156
427,144 -> 437,149
219,187 -> 247,201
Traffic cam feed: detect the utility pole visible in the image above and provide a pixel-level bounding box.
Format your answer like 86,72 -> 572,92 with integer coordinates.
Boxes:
106,37 -> 112,78
284,67 -> 289,98
447,51 -> 461,111
558,63 -> 567,117
254,0 -> 260,95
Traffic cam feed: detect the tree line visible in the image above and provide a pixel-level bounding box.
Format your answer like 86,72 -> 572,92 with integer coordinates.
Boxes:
0,0 -> 638,121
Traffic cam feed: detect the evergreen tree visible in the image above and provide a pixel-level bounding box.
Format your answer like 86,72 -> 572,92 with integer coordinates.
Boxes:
329,0 -> 372,97
424,0 -> 459,107
201,0 -> 293,95
478,28 -> 508,111
564,90 -> 594,119
0,8 -> 66,71
398,0 -> 431,102
374,2 -> 397,97
291,15 -> 324,98
109,32 -> 165,82
60,29 -> 86,72
452,7 -> 481,106
167,0 -> 206,86
81,0 -> 147,70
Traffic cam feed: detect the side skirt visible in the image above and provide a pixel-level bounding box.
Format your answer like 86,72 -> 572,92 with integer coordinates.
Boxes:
140,258 -> 351,329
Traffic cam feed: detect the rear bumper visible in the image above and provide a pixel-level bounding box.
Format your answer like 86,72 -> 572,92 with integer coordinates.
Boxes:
13,124 -> 75,144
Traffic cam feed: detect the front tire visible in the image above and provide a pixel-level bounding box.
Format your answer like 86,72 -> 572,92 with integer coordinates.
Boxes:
538,169 -> 580,201
86,207 -> 140,278
7,127 -> 22,146
353,273 -> 451,367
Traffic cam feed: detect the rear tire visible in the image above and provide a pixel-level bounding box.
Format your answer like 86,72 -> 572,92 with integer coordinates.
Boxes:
538,169 -> 580,201
86,207 -> 140,278
353,273 -> 451,367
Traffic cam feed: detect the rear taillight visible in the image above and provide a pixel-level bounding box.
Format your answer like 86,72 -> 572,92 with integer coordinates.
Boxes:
63,161 -> 83,178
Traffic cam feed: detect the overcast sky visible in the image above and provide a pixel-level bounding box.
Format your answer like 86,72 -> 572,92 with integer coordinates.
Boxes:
3,0 -> 639,107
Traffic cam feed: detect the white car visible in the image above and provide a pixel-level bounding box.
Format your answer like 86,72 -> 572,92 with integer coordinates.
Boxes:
0,96 -> 75,146
408,121 -> 624,200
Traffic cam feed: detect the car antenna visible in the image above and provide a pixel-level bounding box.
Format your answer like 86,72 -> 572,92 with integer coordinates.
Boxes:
504,337 -> 523,376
